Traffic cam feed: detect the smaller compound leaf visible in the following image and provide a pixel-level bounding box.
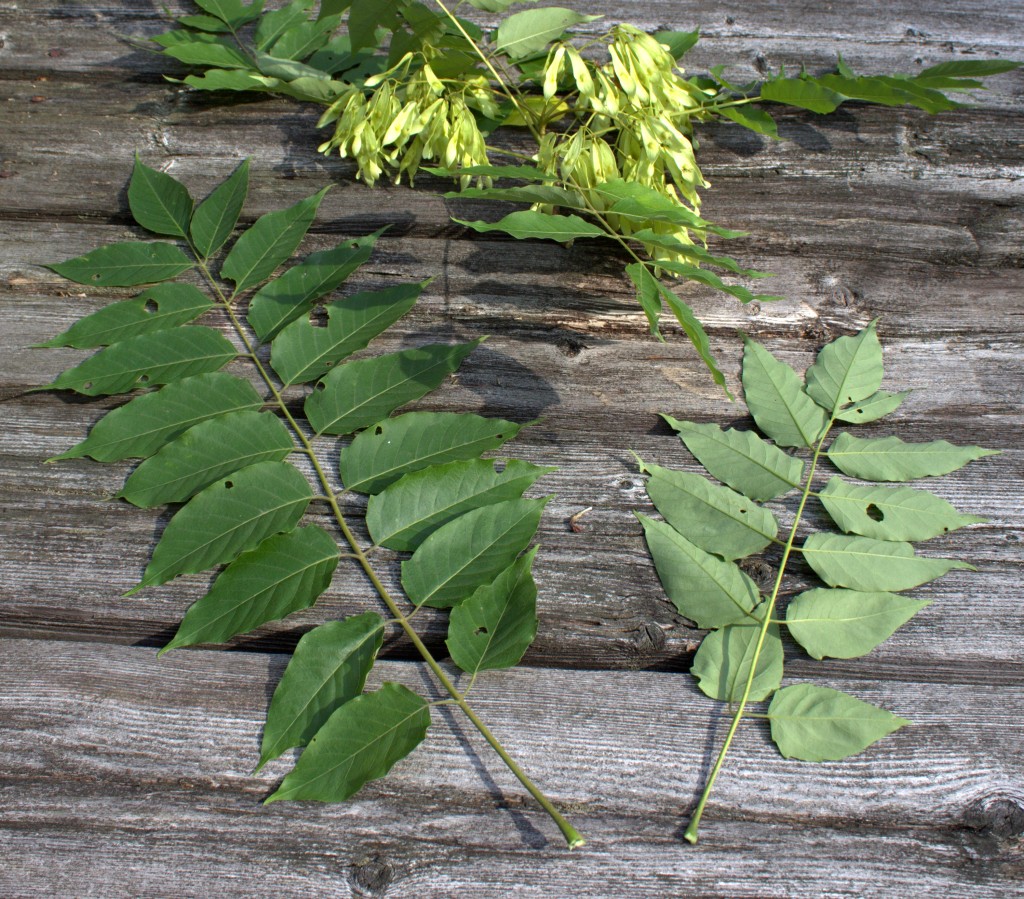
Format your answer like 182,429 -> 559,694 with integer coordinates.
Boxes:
367,458 -> 555,551
663,416 -> 803,502
834,389 -> 910,425
247,234 -> 379,341
131,460 -> 313,592
742,337 -> 828,448
120,409 -> 294,507
768,684 -> 908,762
271,280 -> 425,386
447,548 -> 539,674
819,477 -> 986,542
804,320 -> 884,415
257,610 -> 385,770
339,411 -> 525,494
641,461 -> 778,560
50,373 -> 264,462
785,588 -> 930,660
161,525 -> 340,656
44,326 -> 237,396
718,104 -> 779,137
827,432 -> 999,481
127,156 -> 194,238
221,186 -> 331,293
49,242 -> 194,288
402,496 -> 548,609
456,210 -> 606,242
691,622 -> 783,703
265,682 -> 430,803
625,261 -> 664,337
801,532 -> 973,593
305,339 -> 483,436
637,515 -> 760,629
36,283 -> 212,349
494,8 -> 601,60
190,158 -> 251,259
915,59 -> 1022,83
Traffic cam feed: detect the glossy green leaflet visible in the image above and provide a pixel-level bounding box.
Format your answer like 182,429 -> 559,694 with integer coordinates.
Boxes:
41,157 -> 583,848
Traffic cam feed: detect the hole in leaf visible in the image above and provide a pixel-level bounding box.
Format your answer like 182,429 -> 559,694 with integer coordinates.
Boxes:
474,626 -> 488,636
143,299 -> 158,314
315,382 -> 326,391
91,273 -> 101,281
224,480 -> 234,489
375,426 -> 384,435
139,374 -> 150,383
309,307 -> 329,328
865,503 -> 884,522
492,459 -> 507,473
83,382 -> 93,390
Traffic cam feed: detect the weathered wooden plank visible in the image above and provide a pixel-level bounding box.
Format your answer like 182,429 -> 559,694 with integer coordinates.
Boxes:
0,639 -> 1022,898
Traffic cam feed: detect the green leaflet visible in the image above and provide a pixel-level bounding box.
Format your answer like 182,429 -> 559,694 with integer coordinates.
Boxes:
402,496 -> 548,608
455,210 -> 606,242
827,433 -> 999,481
247,235 -> 379,340
785,588 -> 930,660
49,373 -> 264,462
257,610 -> 384,770
446,185 -> 583,208
424,163 -> 553,182
834,389 -> 910,424
637,515 -> 760,629
741,337 -> 827,448
161,37 -> 254,70
663,416 -> 803,502
37,283 -> 212,349
131,460 -> 313,592
819,477 -> 986,542
221,186 -> 331,293
43,326 -> 237,396
190,158 -> 250,259
265,682 -> 430,803
270,280 -> 425,385
630,230 -> 769,278
801,532 -> 973,592
768,685 -> 909,762
760,76 -> 843,114
119,409 -> 294,508
193,0 -> 265,28
641,461 -> 778,560
305,340 -> 483,436
49,242 -> 194,287
367,458 -> 554,551
625,261 -> 665,337
161,525 -> 340,655
127,156 -> 194,238
718,104 -> 778,138
256,1 -> 317,52
691,623 -> 783,703
804,319 -> 883,415
654,29 -> 699,60
339,411 -> 526,494
493,8 -> 600,60
447,548 -> 539,674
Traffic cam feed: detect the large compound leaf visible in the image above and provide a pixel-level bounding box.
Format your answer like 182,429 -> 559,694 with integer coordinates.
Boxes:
402,496 -> 548,608
221,187 -> 330,293
741,337 -> 827,448
131,460 -> 313,592
190,158 -> 250,258
37,283 -> 211,349
827,433 -> 999,481
265,682 -> 430,802
801,532 -> 973,592
49,242 -> 193,287
339,411 -> 526,494
366,458 -> 554,551
819,477 -> 985,542
768,685 -> 908,762
248,234 -> 378,341
785,588 -> 929,660
455,211 -> 605,242
44,326 -> 237,396
271,280 -> 425,385
493,8 -> 600,59
257,610 -> 385,770
161,525 -> 340,655
50,373 -> 264,462
642,461 -> 778,560
834,389 -> 910,425
447,549 -> 539,674
663,417 -> 803,501
691,623 -> 782,703
305,340 -> 482,436
120,409 -> 294,507
804,320 -> 883,415
637,515 -> 761,629
127,156 -> 194,238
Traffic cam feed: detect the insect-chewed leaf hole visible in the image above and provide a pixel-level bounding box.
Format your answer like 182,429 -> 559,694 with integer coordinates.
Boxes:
492,460 -> 507,473
475,626 -> 489,636
224,480 -> 234,489
144,299 -> 158,314
866,503 -> 884,522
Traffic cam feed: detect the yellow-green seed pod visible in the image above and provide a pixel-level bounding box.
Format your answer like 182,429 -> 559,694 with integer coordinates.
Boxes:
543,45 -> 567,100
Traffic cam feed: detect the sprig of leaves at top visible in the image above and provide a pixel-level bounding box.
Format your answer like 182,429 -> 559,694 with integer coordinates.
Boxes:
39,156 -> 584,849
150,0 -> 1020,390
635,321 -> 998,843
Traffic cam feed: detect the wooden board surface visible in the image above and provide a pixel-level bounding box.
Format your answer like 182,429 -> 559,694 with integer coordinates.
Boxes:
1,1 -> 1023,895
